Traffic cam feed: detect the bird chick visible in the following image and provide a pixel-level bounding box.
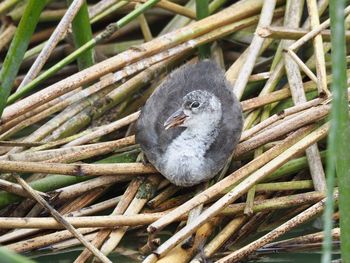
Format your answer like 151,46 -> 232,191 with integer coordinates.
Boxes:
136,60 -> 243,187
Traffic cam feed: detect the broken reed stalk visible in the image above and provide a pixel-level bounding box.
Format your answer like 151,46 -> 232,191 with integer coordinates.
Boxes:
257,26 -> 350,41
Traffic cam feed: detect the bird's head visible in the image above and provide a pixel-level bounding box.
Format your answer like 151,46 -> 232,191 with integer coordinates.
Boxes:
164,90 -> 222,130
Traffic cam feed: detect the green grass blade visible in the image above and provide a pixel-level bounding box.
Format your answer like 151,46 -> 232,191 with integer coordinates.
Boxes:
208,0 -> 228,14
0,0 -> 48,117
67,0 -> 95,70
196,0 -> 210,59
0,247 -> 36,263
322,1 -> 350,262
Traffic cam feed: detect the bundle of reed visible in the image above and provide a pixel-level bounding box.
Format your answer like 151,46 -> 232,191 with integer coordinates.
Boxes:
0,0 -> 349,262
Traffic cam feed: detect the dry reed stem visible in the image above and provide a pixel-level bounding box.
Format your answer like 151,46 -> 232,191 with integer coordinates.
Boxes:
283,0 -> 326,191
182,184 -> 207,248
158,0 -> 194,35
248,72 -> 271,82
240,84 -> 315,111
28,131 -> 94,151
3,12 -> 261,144
0,141 -> 44,147
136,0 -> 196,19
137,5 -> 153,41
67,196 -> 122,217
0,191 -> 325,230
285,49 -> 318,83
224,191 -> 325,213
0,178 -> 49,199
29,86 -> 116,144
13,175 -> 112,263
1,0 -> 267,124
244,186 -> 256,216
242,0 -> 331,133
147,123 -> 329,258
54,176 -> 130,201
215,194 -> 338,263
50,232 -> 98,251
146,126 -> 314,235
6,228 -> 98,253
23,188 -> 107,249
0,195 -> 122,244
29,27 -> 55,44
18,0 -> 84,89
74,178 -> 142,263
1,136 -> 133,162
148,184 -> 180,208
59,187 -> 106,215
241,78 -> 350,111
0,160 -> 156,176
264,228 -> 340,249
231,0 -> 277,99
2,85 -> 116,152
234,105 -> 330,157
99,175 -> 161,257
0,89 -> 81,135
0,23 -> 16,52
88,0 -> 118,17
257,26 -> 350,41
226,38 -> 274,85
158,218 -> 220,263
305,0 -> 329,96
65,112 -> 140,147
203,216 -> 246,258
0,78 -> 114,140
289,5 -> 350,51
46,136 -> 135,163
240,97 -> 324,141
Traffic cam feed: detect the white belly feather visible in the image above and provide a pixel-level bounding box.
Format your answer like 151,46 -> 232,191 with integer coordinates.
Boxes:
162,132 -> 213,187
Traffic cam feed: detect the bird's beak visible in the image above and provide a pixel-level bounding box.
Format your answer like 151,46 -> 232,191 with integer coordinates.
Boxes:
164,108 -> 188,130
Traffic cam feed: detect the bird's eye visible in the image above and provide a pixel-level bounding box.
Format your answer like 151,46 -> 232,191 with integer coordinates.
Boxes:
191,101 -> 200,108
